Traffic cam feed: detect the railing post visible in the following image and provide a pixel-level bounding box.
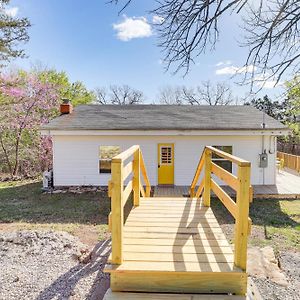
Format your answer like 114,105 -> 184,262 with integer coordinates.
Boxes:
111,158 -> 123,264
203,148 -> 212,207
190,187 -> 195,198
133,147 -> 140,206
234,163 -> 251,270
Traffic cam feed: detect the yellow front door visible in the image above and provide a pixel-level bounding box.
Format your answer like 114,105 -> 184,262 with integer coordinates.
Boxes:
158,143 -> 174,185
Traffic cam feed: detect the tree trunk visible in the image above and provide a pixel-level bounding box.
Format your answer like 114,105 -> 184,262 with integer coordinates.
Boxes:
12,130 -> 22,177
0,133 -> 13,177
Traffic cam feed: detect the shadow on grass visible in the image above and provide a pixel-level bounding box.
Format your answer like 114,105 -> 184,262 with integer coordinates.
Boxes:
211,197 -> 299,229
36,239 -> 111,300
0,181 -> 111,225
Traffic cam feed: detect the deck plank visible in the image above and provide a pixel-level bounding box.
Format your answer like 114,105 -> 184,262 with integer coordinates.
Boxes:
106,261 -> 238,272
122,244 -> 233,254
123,238 -> 231,247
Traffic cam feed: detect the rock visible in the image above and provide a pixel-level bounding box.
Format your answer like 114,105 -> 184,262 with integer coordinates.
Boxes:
247,246 -> 289,287
78,252 -> 92,264
52,189 -> 63,194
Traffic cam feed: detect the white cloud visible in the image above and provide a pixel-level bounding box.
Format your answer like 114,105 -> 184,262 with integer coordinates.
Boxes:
152,15 -> 164,24
215,60 -> 232,67
4,6 -> 19,17
113,15 -> 153,41
216,65 -> 256,75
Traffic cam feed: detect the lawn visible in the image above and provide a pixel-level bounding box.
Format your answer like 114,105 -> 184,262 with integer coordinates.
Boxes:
0,179 -> 299,251
0,179 -> 111,245
212,197 -> 300,252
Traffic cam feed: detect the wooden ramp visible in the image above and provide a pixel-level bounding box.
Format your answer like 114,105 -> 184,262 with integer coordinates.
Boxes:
105,146 -> 252,296
105,197 -> 246,294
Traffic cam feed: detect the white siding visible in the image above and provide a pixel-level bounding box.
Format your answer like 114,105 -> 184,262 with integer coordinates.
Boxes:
52,134 -> 277,186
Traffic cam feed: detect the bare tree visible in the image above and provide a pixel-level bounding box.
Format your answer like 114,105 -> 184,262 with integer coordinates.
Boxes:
158,86 -> 184,105
195,81 -> 234,105
158,82 -> 237,105
94,85 -> 144,105
94,87 -> 109,105
110,0 -> 300,89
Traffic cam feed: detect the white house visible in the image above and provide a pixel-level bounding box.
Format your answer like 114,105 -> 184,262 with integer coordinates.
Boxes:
41,103 -> 289,187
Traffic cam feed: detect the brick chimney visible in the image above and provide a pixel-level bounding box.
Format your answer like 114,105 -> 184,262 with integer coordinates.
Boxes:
60,99 -> 73,114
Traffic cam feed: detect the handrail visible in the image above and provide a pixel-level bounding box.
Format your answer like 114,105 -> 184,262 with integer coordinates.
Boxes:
190,152 -> 205,197
277,151 -> 300,173
140,151 -> 151,197
189,146 -> 253,271
206,146 -> 250,167
108,145 -> 151,264
113,145 -> 139,161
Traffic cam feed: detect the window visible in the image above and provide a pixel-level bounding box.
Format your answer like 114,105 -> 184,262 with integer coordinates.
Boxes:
160,146 -> 172,165
212,146 -> 233,173
99,146 -> 120,173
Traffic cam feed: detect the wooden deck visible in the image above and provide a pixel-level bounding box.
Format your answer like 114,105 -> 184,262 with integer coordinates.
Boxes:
154,170 -> 300,198
105,197 -> 246,294
106,145 -> 252,296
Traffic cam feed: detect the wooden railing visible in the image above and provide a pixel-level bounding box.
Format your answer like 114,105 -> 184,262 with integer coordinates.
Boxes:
108,145 -> 151,264
277,151 -> 300,173
190,146 -> 253,271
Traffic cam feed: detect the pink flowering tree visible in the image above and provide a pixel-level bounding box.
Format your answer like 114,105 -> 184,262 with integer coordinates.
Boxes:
0,72 -> 60,178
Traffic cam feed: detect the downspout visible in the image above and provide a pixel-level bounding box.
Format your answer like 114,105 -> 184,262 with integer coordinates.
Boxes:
262,108 -> 266,185
268,136 -> 275,154
262,134 -> 265,185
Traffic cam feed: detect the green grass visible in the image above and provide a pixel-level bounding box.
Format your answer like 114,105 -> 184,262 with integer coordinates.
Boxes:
0,179 -> 111,241
211,197 -> 300,251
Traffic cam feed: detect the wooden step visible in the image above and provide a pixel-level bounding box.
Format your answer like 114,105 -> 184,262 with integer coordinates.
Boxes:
104,290 -> 247,300
104,278 -> 263,299
107,270 -> 247,294
104,280 -> 263,299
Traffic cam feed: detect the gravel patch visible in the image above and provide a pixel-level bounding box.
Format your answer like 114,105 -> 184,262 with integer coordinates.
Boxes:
0,230 -> 110,300
252,251 -> 300,300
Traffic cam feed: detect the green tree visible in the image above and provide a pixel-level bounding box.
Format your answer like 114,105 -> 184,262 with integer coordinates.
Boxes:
28,68 -> 95,106
0,67 -> 94,178
245,95 -> 292,122
286,77 -> 300,118
0,0 -> 30,65
283,77 -> 300,153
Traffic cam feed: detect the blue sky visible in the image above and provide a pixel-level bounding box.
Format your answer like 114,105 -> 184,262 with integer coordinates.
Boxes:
9,0 -> 285,102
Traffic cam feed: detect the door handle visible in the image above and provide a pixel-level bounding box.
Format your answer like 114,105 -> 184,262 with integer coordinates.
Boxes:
158,165 -> 160,168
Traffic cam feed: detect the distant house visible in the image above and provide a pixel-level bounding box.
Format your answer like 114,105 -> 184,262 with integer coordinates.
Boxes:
41,103 -> 289,187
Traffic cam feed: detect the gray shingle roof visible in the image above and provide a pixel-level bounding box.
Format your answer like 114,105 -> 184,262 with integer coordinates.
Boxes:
41,105 -> 288,131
